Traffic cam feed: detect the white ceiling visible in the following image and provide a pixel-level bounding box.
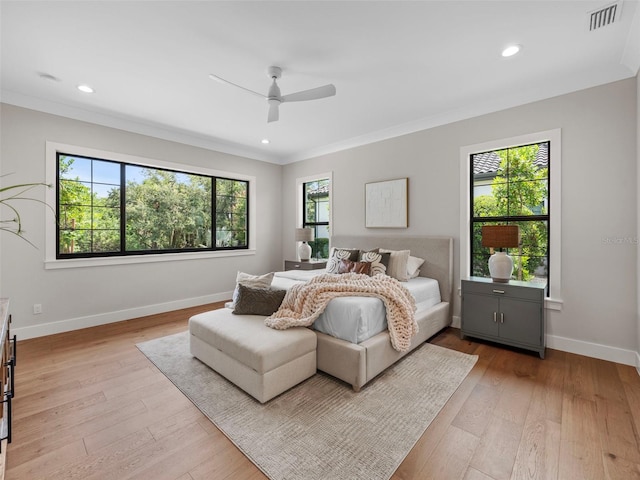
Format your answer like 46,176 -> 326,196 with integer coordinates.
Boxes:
2,1 -> 639,165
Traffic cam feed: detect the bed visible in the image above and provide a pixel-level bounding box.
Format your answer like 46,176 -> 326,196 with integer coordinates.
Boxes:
284,234 -> 453,391
271,271 -> 441,344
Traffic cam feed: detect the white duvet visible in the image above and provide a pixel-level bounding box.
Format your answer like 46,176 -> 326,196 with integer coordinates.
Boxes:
272,270 -> 441,344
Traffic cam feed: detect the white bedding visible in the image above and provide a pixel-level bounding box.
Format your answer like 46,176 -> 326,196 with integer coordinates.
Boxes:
272,271 -> 441,344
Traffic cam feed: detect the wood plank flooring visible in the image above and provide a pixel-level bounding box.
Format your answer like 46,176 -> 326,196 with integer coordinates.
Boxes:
6,305 -> 640,479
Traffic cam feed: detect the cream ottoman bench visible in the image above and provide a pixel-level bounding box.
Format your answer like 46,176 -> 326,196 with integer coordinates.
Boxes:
189,308 -> 317,403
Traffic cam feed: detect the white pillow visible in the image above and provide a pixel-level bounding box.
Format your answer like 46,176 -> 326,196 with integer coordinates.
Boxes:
406,255 -> 425,278
231,271 -> 274,307
379,249 -> 410,281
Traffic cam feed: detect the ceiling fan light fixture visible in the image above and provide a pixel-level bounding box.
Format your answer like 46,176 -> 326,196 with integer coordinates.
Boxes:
501,44 -> 521,57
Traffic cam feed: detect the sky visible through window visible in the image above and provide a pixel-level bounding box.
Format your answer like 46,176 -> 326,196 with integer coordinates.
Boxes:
62,156 -> 196,185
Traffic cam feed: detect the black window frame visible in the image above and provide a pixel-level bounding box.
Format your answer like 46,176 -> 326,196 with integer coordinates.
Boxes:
302,178 -> 330,260
56,152 -> 249,259
469,141 -> 550,289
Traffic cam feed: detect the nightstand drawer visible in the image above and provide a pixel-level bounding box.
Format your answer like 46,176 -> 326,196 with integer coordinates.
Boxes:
462,278 -> 544,302
284,260 -> 327,271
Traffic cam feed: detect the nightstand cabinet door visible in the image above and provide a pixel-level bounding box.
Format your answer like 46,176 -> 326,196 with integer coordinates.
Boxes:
461,293 -> 500,337
498,297 -> 542,347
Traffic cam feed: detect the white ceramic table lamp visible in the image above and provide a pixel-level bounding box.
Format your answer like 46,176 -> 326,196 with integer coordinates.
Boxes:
295,228 -> 314,261
481,225 -> 520,283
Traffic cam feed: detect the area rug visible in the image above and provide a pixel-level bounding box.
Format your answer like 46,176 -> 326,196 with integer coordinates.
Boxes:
137,331 -> 477,480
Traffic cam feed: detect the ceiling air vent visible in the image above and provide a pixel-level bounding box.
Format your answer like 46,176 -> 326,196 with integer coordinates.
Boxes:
589,2 -> 620,31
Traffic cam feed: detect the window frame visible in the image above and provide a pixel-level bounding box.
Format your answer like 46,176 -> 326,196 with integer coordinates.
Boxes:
469,141 -> 550,285
45,142 -> 256,269
459,130 -> 562,310
296,172 -> 332,261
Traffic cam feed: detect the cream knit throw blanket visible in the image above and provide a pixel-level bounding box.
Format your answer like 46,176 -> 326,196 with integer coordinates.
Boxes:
265,273 -> 418,352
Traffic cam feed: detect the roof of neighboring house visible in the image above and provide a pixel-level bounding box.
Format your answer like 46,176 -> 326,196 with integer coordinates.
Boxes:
473,143 -> 549,175
307,183 -> 330,197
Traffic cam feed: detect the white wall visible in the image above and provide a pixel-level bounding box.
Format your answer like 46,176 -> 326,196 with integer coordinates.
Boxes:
0,104 -> 283,338
283,78 -> 638,366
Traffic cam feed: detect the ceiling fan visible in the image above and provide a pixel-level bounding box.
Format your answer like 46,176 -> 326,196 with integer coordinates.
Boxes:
209,66 -> 336,123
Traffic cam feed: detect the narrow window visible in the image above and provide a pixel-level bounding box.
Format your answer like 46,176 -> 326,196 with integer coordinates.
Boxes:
470,142 -> 549,286
302,178 -> 330,260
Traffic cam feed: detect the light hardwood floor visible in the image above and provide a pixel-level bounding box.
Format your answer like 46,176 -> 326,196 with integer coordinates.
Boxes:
6,304 -> 640,480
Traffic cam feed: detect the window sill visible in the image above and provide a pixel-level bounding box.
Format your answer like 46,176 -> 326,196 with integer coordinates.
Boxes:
545,297 -> 563,311
44,249 -> 256,270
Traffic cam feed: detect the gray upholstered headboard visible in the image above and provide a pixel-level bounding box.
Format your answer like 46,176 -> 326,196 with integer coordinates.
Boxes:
330,235 -> 454,304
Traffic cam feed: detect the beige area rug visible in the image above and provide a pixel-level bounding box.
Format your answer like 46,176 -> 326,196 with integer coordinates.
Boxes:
137,331 -> 477,480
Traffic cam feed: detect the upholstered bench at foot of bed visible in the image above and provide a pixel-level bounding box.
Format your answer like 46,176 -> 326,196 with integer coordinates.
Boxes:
189,308 -> 317,403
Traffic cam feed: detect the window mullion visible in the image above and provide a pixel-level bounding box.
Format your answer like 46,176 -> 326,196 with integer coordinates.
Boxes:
120,163 -> 126,254
212,177 -> 217,249
471,215 -> 549,223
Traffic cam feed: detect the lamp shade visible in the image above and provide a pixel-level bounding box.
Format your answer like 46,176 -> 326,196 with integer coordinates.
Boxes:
295,228 -> 314,242
482,225 -> 519,283
481,225 -> 519,248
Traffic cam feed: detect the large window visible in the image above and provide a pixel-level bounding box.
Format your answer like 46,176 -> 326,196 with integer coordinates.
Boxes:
302,178 -> 330,260
57,152 -> 248,258
470,142 -> 549,286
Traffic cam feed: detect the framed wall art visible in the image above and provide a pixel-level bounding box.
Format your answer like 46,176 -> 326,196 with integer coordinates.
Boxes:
365,178 -> 408,228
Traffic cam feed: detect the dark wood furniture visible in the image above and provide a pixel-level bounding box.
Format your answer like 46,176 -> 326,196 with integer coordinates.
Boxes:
0,298 -> 14,479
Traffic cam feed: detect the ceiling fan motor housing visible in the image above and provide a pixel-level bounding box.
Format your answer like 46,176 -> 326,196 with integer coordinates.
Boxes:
267,67 -> 283,100
268,81 -> 281,101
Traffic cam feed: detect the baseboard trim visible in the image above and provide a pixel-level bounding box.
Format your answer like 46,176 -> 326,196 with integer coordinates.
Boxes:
13,291 -> 233,340
14,300 -> 640,371
546,334 -> 637,367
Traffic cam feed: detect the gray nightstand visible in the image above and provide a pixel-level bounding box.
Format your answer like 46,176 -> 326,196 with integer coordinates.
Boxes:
284,260 -> 327,271
461,277 -> 546,358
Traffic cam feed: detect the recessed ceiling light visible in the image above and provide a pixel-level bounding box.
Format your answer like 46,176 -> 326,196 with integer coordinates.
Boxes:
261,138 -> 270,144
77,84 -> 95,93
501,45 -> 521,57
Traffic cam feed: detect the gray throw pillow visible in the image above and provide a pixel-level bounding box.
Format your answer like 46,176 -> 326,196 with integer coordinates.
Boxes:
232,284 -> 286,316
231,271 -> 275,307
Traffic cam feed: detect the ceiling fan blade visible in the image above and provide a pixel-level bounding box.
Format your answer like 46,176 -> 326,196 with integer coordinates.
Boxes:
267,102 -> 279,123
281,84 -> 336,103
208,74 -> 265,99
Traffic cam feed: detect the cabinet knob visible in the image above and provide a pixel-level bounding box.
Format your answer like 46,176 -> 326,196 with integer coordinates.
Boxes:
492,289 -> 505,294
500,313 -> 504,324
493,312 -> 497,323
